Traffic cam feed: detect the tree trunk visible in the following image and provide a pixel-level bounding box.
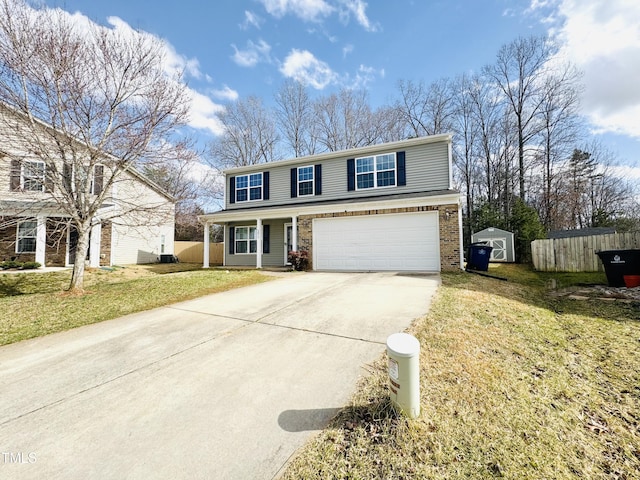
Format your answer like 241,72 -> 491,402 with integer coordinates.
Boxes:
68,223 -> 91,292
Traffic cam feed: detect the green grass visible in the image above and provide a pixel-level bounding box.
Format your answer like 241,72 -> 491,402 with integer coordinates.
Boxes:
0,264 -> 271,346
282,264 -> 640,479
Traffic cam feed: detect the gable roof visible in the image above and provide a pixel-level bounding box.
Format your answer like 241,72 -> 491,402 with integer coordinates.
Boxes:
548,227 -> 616,239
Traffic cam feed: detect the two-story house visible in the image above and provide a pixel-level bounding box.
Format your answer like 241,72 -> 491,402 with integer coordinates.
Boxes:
0,104 -> 176,268
199,134 -> 463,272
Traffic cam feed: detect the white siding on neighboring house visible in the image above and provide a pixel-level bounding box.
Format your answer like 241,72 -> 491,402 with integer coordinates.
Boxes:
107,170 -> 175,265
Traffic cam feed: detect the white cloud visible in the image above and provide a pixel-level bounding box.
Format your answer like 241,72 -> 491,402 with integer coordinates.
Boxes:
259,0 -> 334,22
342,44 -> 354,57
211,85 -> 239,102
609,164 -> 640,181
241,10 -> 263,30
188,90 -> 226,136
231,39 -> 272,67
345,64 -> 384,89
547,0 -> 640,139
258,0 -> 377,30
279,49 -> 336,89
337,0 -> 377,32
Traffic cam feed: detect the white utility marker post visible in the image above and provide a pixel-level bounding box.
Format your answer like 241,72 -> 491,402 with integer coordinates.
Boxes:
386,333 -> 421,418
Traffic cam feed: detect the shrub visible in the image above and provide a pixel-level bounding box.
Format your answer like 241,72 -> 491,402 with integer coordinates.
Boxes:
0,260 -> 41,270
21,261 -> 42,270
287,250 -> 309,271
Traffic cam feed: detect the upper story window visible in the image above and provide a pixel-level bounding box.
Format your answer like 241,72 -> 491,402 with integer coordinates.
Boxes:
16,220 -> 37,253
356,153 -> 396,189
22,160 -> 46,192
298,166 -> 314,196
236,173 -> 263,202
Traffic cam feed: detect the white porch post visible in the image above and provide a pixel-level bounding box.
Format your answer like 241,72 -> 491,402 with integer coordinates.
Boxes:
203,222 -> 210,269
35,215 -> 46,266
256,218 -> 263,269
89,221 -> 101,267
292,216 -> 298,251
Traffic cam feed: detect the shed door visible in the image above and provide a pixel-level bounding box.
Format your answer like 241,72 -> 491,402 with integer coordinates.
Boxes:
478,237 -> 506,262
313,212 -> 440,271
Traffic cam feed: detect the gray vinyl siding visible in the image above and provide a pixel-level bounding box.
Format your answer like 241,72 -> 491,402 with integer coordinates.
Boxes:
225,219 -> 287,267
225,141 -> 450,210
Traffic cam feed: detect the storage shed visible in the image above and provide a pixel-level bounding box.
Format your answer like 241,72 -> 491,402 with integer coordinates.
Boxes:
471,227 -> 515,263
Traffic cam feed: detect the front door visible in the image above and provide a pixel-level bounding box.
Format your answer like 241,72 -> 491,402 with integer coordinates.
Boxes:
284,223 -> 293,264
68,226 -> 90,265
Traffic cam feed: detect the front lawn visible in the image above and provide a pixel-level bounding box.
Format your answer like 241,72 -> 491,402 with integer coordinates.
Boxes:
0,264 -> 271,346
282,264 -> 640,479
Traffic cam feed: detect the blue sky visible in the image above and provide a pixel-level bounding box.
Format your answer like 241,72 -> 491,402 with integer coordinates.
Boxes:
41,0 -> 640,175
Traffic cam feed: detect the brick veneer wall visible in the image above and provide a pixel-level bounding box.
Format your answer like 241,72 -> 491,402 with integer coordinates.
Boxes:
100,221 -> 112,266
297,203 -> 461,271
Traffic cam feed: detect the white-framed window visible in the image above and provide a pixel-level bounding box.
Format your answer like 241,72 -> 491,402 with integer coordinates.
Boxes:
16,220 -> 37,253
356,153 -> 396,189
297,165 -> 314,196
236,173 -> 263,202
22,160 -> 45,192
235,226 -> 257,254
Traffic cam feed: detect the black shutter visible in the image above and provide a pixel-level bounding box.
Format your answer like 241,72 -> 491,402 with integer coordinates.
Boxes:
229,177 -> 236,204
263,171 -> 270,200
228,227 -> 235,254
44,164 -> 54,193
93,165 -> 104,195
290,168 -> 297,198
263,224 -> 270,254
314,164 -> 322,195
347,158 -> 355,191
397,151 -> 406,186
10,159 -> 21,191
63,163 -> 72,193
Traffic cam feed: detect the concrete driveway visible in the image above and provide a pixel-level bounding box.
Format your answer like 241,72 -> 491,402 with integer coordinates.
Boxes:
0,271 -> 439,479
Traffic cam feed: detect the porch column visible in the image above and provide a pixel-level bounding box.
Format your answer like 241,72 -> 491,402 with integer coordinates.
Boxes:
292,216 -> 298,251
203,222 -> 210,269
89,221 -> 101,267
256,218 -> 263,269
35,215 -> 46,266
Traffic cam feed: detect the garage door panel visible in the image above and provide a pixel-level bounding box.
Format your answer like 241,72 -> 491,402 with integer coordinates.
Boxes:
313,212 -> 440,272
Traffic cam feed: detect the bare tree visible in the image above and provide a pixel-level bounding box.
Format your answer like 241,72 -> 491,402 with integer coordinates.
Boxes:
0,0 -> 189,291
312,88 -> 373,151
141,140 -> 221,241
208,95 -> 280,168
533,63 -> 582,230
274,79 -> 317,157
396,78 -> 454,137
483,35 -> 554,201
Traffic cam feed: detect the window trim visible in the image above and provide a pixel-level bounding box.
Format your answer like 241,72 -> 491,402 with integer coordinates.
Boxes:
355,152 -> 397,190
16,219 -> 38,253
233,226 -> 258,255
235,172 -> 263,203
297,165 -> 315,197
22,160 -> 46,192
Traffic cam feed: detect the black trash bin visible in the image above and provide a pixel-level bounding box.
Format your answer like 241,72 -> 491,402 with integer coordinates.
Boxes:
466,242 -> 493,271
596,249 -> 640,287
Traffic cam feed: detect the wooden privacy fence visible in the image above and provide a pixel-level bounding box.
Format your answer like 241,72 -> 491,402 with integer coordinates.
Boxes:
531,232 -> 640,272
174,241 -> 223,265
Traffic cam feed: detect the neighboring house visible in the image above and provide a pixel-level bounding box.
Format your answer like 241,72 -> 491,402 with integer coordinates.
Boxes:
471,227 -> 515,263
0,106 -> 175,268
199,134 -> 463,272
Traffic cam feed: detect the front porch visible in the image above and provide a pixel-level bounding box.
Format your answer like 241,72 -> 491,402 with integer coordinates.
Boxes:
201,215 -> 300,269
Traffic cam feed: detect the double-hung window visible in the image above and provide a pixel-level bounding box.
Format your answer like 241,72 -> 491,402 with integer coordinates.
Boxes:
16,220 -> 37,253
297,166 -> 314,196
22,161 -> 45,192
234,226 -> 257,254
236,173 -> 263,202
356,153 -> 396,189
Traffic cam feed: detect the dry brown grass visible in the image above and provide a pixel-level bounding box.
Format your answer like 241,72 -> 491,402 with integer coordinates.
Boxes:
281,265 -> 640,479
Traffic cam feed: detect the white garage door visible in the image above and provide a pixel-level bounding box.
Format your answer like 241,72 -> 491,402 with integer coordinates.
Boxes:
313,212 -> 440,271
